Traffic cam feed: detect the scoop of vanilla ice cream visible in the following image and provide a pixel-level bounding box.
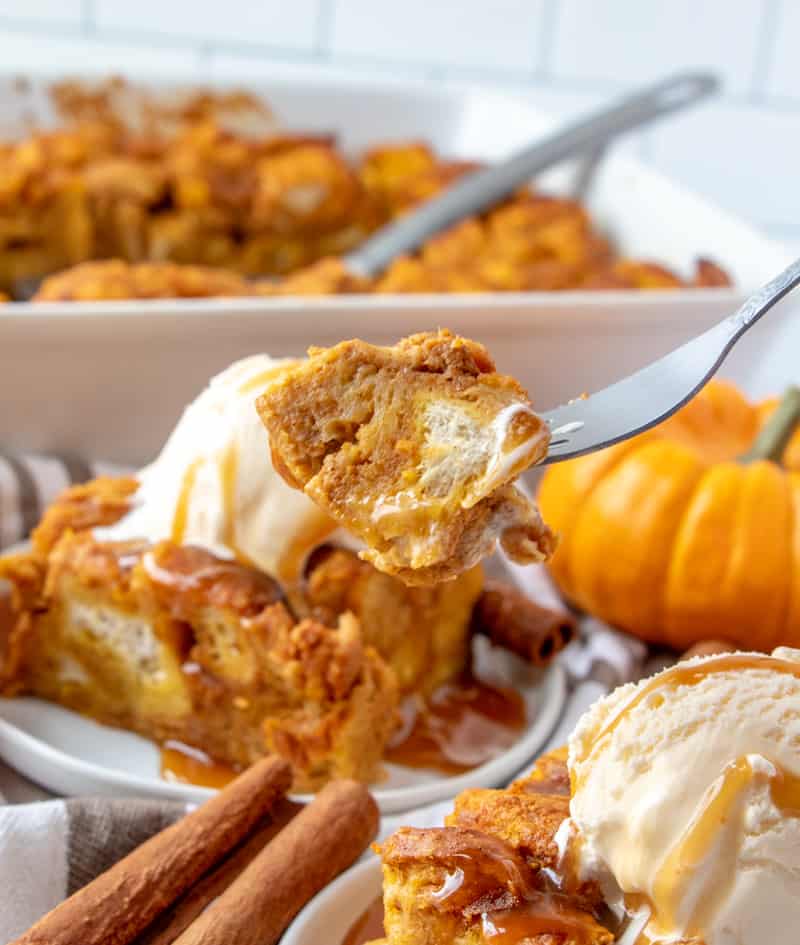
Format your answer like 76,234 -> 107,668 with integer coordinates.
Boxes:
566,647 -> 800,945
97,354 -> 336,581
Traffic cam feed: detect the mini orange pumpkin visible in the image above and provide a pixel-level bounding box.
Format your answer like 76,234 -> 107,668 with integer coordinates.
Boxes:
538,380 -> 800,651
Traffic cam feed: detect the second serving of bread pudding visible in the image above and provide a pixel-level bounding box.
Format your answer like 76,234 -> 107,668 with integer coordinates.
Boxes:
372,747 -> 612,945
367,649 -> 800,945
257,330 -> 556,585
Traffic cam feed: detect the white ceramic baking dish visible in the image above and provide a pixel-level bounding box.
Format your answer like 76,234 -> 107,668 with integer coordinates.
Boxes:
0,72 -> 794,464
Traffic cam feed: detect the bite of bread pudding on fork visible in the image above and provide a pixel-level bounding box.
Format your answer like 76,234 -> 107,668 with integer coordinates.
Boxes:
256,329 -> 555,585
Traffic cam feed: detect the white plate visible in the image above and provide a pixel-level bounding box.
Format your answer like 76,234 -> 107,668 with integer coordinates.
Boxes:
283,857 -> 382,945
0,639 -> 566,814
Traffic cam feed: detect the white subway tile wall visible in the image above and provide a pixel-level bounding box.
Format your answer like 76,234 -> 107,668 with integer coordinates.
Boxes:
330,0 -> 547,73
95,0 -> 323,52
0,0 -> 796,242
551,0 -> 766,94
767,0 -> 800,100
0,1 -> 82,26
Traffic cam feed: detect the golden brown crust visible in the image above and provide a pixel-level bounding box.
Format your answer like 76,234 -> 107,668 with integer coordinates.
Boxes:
446,791 -> 569,874
258,257 -> 371,297
30,477 -> 484,697
380,826 -> 537,915
379,824 -> 611,944
299,546 -> 483,693
31,475 -> 138,555
0,552 -> 47,691
35,259 -> 251,301
256,330 -> 554,584
509,745 -> 571,795
0,78 -> 730,298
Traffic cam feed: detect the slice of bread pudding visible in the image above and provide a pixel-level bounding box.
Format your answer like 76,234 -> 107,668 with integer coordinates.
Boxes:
1,532 -> 399,792
373,748 -> 613,945
0,475 -> 484,791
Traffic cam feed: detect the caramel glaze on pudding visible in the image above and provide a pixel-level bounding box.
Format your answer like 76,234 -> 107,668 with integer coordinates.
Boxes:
362,748 -> 613,945
385,670 -> 526,775
342,897 -> 385,945
160,740 -> 241,789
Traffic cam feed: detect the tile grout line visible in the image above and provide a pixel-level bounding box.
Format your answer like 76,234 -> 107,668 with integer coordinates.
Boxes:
314,0 -> 335,60
82,0 -> 95,35
1,10 -> 800,116
749,0 -> 781,103
535,0 -> 560,79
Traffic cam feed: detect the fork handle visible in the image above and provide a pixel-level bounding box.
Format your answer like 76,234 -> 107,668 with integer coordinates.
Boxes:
721,255 -> 800,342
345,72 -> 718,278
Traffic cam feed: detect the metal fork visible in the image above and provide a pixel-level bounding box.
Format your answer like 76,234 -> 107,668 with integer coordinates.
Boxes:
541,257 -> 800,463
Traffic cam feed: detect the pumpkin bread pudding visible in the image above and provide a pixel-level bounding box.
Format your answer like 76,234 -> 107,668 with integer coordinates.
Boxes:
0,488 -> 399,792
369,649 -> 800,945
371,747 -> 613,945
0,474 -> 489,791
256,330 -> 556,585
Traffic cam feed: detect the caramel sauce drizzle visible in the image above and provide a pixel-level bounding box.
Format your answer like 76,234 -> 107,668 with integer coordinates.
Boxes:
632,755 -> 800,943
237,364 -> 291,395
341,896 -> 385,945
434,844 -> 602,945
385,670 -> 526,775
341,869 -> 602,945
171,457 -> 203,544
169,443 -> 257,567
482,899 -> 601,944
220,442 -> 241,556
160,739 -> 240,790
769,760 -> 800,815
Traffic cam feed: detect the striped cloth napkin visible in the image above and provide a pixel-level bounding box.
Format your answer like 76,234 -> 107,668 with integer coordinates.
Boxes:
0,797 -> 187,942
0,450 -> 129,550
0,449 -> 667,942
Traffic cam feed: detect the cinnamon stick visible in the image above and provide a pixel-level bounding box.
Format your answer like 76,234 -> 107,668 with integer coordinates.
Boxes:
472,579 -> 576,665
12,756 -> 292,945
137,799 -> 302,945
172,779 -> 379,945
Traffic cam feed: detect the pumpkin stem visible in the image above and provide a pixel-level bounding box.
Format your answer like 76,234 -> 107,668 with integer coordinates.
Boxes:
741,386 -> 800,464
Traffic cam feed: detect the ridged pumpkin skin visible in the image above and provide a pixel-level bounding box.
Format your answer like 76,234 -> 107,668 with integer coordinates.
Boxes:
538,380 -> 800,650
